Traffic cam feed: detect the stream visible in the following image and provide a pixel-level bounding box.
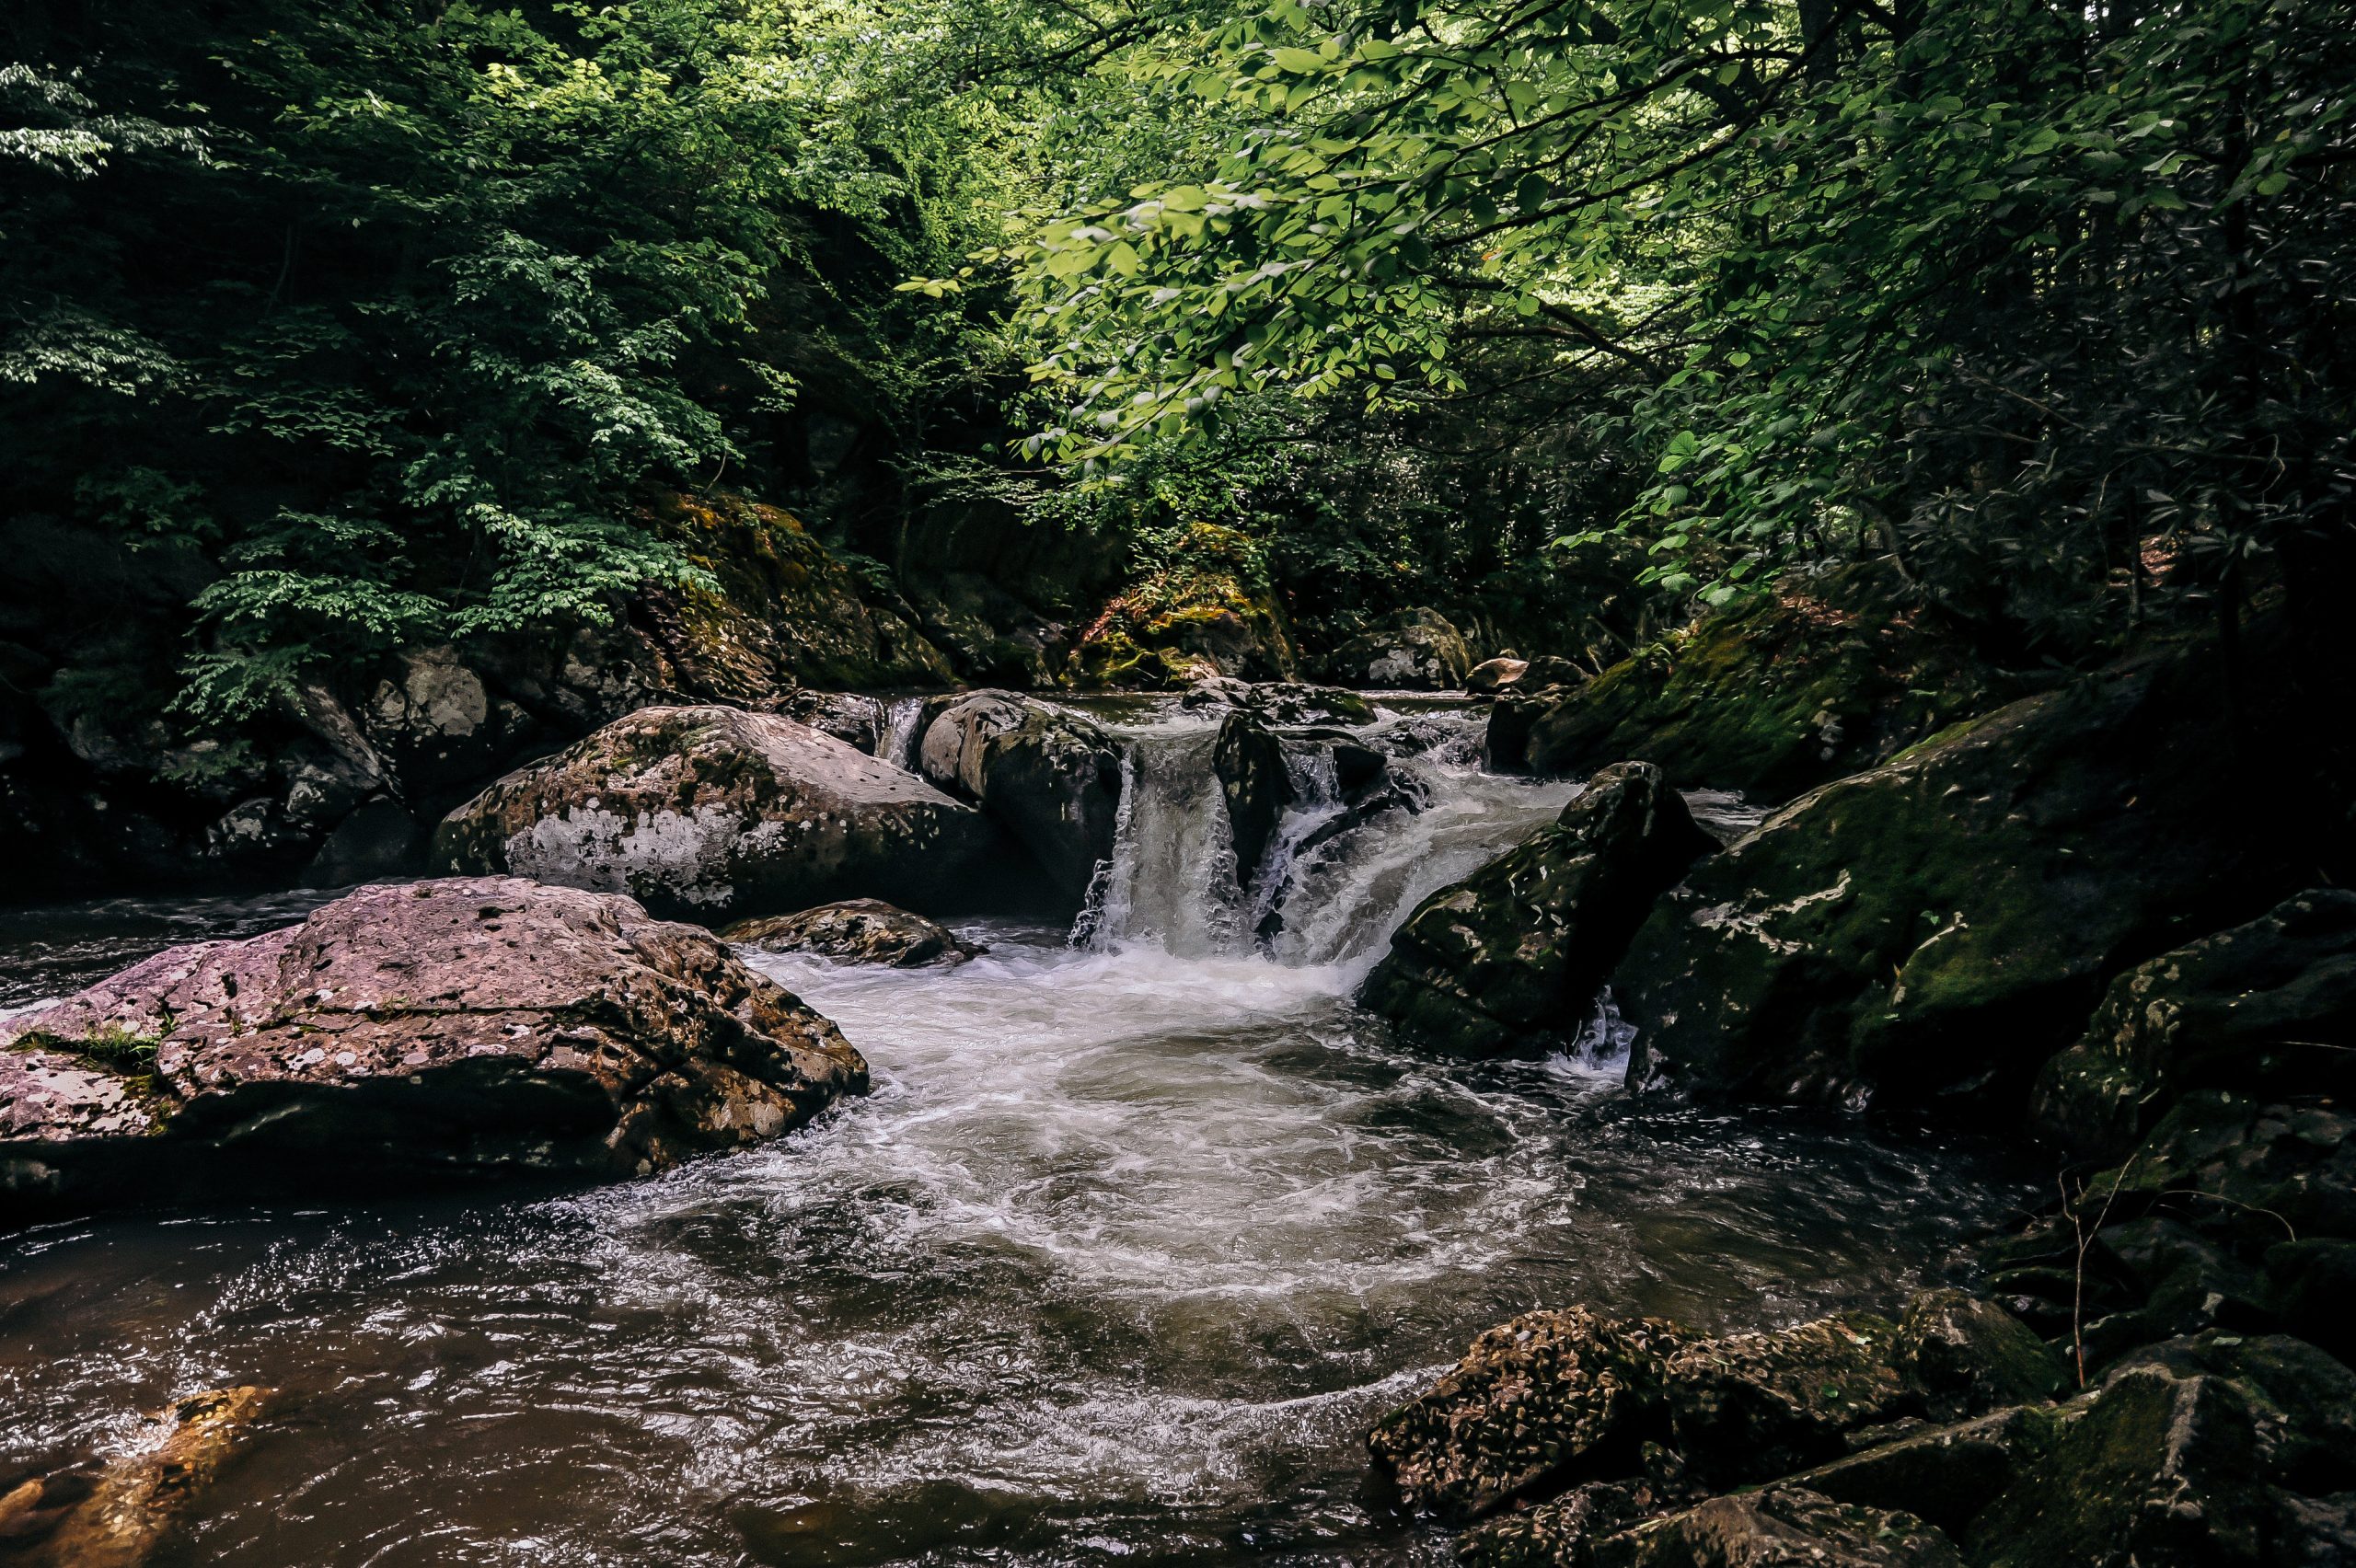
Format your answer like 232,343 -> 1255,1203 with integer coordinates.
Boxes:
0,699 -> 2026,1566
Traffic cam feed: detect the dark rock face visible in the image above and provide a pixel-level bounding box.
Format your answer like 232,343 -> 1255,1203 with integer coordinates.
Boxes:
1214,709 -> 1293,892
433,706 -> 993,922
2031,890 -> 2356,1161
0,878 -> 868,1221
1615,653 -> 2290,1116
1326,607 -> 1473,690
1362,764 -> 1717,1056
1892,1288 -> 2066,1421
1177,676 -> 1374,728
1368,1307 -> 1687,1519
722,899 -> 985,968
918,691 -> 1125,904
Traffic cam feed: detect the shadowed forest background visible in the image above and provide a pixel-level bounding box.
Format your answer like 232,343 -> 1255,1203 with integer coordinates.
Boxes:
3,0 -> 2350,889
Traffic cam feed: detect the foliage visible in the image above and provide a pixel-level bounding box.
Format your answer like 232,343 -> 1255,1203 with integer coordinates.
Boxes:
996,0 -> 2356,656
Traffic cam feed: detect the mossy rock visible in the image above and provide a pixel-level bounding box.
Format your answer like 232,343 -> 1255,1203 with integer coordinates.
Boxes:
1511,564 -> 2001,803
1614,643 -> 2301,1117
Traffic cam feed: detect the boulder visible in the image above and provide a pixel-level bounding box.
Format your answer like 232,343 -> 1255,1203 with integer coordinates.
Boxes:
1178,677 -> 1374,728
365,644 -> 514,790
433,706 -> 993,922
1326,607 -> 1472,690
0,1386 -> 268,1567
1214,709 -> 1293,892
1892,1289 -> 2066,1421
1071,524 -> 1298,686
1591,1485 -> 1964,1568
1362,764 -> 1717,1056
2031,890 -> 2356,1161
722,899 -> 985,968
1458,1476 -> 1686,1568
918,692 -> 1124,903
1506,565 -> 1996,801
1468,656 -> 1531,697
1787,1406 -> 2049,1539
0,878 -> 868,1219
1662,1312 -> 1910,1487
1368,1307 -> 1686,1519
1615,651 -> 2292,1115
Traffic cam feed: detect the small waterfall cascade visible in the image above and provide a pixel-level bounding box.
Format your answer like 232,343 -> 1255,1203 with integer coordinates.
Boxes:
1070,702 -> 1577,971
874,696 -> 929,772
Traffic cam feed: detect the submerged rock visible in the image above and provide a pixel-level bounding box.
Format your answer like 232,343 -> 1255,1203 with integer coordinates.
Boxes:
1614,651 -> 2292,1115
1367,1307 -> 1686,1519
722,899 -> 984,968
2031,889 -> 2356,1161
1324,607 -> 1472,690
0,1386 -> 269,1567
432,705 -> 992,922
918,691 -> 1124,904
1361,763 -> 1716,1056
0,878 -> 867,1220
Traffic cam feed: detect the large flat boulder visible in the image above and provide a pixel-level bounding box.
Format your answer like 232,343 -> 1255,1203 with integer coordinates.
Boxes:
918,692 -> 1124,903
1362,763 -> 1716,1056
0,878 -> 867,1221
433,705 -> 993,922
1324,607 -> 1472,690
1615,651 -> 2292,1116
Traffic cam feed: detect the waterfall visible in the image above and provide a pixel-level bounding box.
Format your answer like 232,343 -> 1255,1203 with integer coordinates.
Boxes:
1068,704 -> 1577,972
875,697 -> 928,772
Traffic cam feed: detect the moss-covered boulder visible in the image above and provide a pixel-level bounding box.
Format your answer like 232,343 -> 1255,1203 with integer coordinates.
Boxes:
1504,566 -> 1998,802
1072,524 -> 1297,687
0,878 -> 867,1221
2031,890 -> 2356,1161
433,706 -> 994,922
1613,648 -> 2292,1116
1367,1307 -> 1687,1519
1362,763 -> 1717,1056
916,691 -> 1125,904
1325,606 -> 1473,690
722,899 -> 985,968
1591,1485 -> 1965,1568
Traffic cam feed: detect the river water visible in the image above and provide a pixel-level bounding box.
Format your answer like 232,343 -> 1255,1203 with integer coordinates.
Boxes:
0,701 -> 2025,1566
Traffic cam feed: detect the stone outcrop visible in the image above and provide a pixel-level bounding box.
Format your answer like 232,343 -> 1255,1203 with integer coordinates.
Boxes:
2030,890 -> 2356,1161
0,878 -> 867,1220
1214,709 -> 1293,893
433,706 -> 993,922
722,899 -> 985,968
918,691 -> 1124,904
1324,607 -> 1472,690
1613,650 -> 2290,1116
1362,764 -> 1716,1056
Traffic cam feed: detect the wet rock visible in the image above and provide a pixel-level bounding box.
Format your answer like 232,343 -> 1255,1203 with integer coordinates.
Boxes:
1590,1484 -> 1964,1568
433,705 -> 993,922
1961,1361 -> 2275,1568
1,1386 -> 268,1566
1892,1289 -> 2065,1421
722,899 -> 985,968
1468,657 -> 1531,697
1362,764 -> 1717,1056
0,877 -> 868,1220
1178,677 -> 1374,728
767,690 -> 891,754
918,692 -> 1123,903
1214,709 -> 1293,892
2031,890 -> 2356,1162
1367,1307 -> 1685,1520
1326,607 -> 1472,690
1662,1312 -> 1910,1487
1615,650 -> 2292,1115
2097,1092 -> 2356,1251
1788,1406 -> 2048,1539
1457,1476 -> 1680,1568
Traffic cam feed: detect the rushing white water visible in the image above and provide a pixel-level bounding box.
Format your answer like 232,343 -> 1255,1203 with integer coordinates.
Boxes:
874,696 -> 929,773
0,696 -> 2028,1567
